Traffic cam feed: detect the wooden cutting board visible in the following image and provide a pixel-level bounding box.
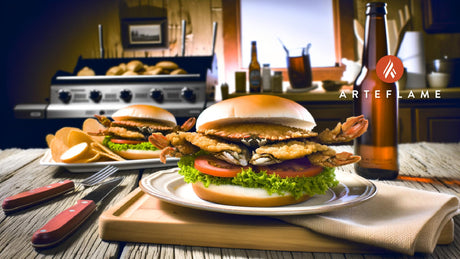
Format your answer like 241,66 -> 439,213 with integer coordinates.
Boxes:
99,188 -> 454,253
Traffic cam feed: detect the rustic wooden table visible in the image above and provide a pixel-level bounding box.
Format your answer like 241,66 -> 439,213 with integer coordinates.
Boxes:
1,142 -> 459,259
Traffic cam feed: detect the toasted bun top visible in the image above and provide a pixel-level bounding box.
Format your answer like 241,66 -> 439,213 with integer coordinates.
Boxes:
112,104 -> 176,127
196,95 -> 316,131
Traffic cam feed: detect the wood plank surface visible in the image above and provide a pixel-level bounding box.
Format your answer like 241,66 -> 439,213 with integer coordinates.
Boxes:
1,142 -> 460,259
0,150 -> 141,259
116,0 -> 221,59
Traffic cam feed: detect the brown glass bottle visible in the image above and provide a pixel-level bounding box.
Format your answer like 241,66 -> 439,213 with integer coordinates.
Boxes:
248,41 -> 262,93
353,2 -> 399,179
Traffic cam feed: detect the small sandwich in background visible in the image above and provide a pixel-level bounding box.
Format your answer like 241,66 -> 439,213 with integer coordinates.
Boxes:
92,104 -> 196,160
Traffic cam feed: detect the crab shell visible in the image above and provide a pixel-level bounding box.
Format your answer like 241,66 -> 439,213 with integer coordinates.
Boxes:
199,122 -> 318,143
196,95 -> 317,143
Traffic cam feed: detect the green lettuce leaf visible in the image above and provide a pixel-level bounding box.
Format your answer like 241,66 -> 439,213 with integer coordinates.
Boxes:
177,152 -> 338,200
103,136 -> 159,152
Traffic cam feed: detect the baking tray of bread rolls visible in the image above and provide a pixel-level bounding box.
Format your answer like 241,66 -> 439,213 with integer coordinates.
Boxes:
52,55 -> 216,82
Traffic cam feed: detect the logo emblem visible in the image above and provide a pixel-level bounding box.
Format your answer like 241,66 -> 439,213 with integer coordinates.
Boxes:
376,55 -> 404,83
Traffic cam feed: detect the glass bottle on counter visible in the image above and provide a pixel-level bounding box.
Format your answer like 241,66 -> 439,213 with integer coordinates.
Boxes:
271,71 -> 283,93
249,41 -> 262,93
353,2 -> 399,180
262,64 -> 271,92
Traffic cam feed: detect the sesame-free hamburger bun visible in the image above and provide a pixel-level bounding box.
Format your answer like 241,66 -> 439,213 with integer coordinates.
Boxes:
112,149 -> 162,160
111,104 -> 176,127
196,95 -> 316,131
192,182 -> 311,207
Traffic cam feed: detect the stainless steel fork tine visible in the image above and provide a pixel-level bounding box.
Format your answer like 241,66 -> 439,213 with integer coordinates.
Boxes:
81,165 -> 111,184
81,165 -> 119,186
90,167 -> 118,184
88,166 -> 119,184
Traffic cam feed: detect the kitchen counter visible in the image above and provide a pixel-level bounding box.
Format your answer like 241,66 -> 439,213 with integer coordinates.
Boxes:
227,86 -> 460,103
228,87 -> 460,143
1,142 -> 459,258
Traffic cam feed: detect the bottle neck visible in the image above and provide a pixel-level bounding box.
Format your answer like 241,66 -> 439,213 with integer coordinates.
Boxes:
362,14 -> 389,69
251,44 -> 258,61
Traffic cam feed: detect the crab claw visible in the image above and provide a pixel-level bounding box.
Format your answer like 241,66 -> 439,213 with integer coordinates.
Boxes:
179,117 -> 196,132
149,133 -> 170,149
94,114 -> 112,128
341,115 -> 368,139
317,115 -> 368,144
308,151 -> 361,168
159,147 -> 177,163
149,132 -> 200,163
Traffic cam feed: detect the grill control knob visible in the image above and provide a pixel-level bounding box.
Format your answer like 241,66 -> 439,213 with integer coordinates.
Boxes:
150,88 -> 164,103
181,87 -> 196,102
119,89 -> 132,102
58,89 -> 71,104
89,89 -> 102,103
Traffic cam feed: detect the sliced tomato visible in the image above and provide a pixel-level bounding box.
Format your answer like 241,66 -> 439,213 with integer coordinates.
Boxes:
110,139 -> 145,145
256,157 -> 323,178
194,155 -> 247,177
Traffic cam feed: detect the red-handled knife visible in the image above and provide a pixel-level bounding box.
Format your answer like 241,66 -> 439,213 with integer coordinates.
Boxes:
31,177 -> 123,248
2,165 -> 118,212
2,180 -> 75,212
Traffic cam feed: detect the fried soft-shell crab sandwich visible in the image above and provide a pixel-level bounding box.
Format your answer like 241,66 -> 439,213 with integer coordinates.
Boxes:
149,95 -> 368,207
91,104 -> 196,159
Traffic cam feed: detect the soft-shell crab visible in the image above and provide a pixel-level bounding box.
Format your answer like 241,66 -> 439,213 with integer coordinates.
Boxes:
149,115 -> 367,168
92,115 -> 196,140
150,131 -> 251,165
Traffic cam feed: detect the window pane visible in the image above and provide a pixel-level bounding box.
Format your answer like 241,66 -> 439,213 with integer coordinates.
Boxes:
240,0 -> 335,68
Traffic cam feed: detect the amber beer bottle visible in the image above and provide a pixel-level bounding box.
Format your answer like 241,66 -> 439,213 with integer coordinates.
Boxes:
248,41 -> 261,92
353,2 -> 399,179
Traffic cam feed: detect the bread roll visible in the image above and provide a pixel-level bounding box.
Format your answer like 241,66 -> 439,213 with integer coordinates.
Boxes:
127,60 -> 144,72
196,95 -> 316,131
122,70 -> 138,76
106,66 -> 124,76
192,182 -> 311,207
170,68 -> 187,75
77,66 -> 95,76
143,66 -> 163,75
113,149 -> 161,160
111,104 -> 176,127
119,63 -> 127,72
155,61 -> 179,70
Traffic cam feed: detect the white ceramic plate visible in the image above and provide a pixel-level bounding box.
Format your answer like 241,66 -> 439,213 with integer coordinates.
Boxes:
139,168 -> 377,216
40,149 -> 179,173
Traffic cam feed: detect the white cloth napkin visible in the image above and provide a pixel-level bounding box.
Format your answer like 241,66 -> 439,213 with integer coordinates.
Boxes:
277,182 -> 460,255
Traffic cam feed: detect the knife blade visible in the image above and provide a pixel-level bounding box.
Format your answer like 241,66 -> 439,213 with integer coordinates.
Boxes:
30,177 -> 123,248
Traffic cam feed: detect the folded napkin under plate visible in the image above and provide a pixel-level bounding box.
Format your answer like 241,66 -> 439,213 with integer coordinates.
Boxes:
276,181 -> 460,255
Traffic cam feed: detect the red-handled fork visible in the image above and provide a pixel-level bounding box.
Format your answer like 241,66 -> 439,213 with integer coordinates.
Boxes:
2,165 -> 119,212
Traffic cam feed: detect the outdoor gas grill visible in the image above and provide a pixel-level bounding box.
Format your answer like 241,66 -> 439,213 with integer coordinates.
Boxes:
12,22 -> 218,148
15,54 -> 217,120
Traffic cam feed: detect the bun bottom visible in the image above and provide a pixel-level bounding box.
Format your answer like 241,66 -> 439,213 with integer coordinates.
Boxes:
192,182 -> 311,207
113,149 -> 161,160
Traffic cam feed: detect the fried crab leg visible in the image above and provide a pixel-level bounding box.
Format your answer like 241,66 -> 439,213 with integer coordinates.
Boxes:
174,117 -> 196,132
307,150 -> 361,168
94,114 -> 112,128
149,132 -> 200,163
317,115 -> 368,144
